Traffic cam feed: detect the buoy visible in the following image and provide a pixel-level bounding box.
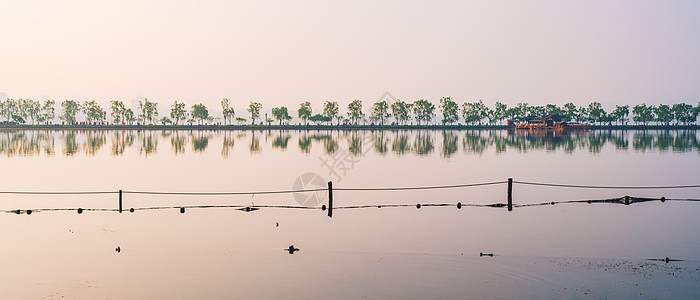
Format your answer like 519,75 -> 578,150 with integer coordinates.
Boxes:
15,209 -> 20,214
26,210 -> 32,215
77,208 -> 83,214
321,205 -> 326,211
660,197 -> 666,203
416,204 -> 421,209
457,202 -> 462,209
587,200 -> 591,204
129,208 -> 135,213
180,207 -> 185,214
377,205 -> 381,208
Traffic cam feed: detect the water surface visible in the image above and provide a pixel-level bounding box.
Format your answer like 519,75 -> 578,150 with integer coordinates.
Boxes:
1,129 -> 699,298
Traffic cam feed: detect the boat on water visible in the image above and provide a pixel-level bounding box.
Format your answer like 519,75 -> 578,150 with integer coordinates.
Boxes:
508,114 -> 592,130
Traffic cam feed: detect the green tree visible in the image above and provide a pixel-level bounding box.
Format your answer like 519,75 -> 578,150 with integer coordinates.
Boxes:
170,101 -> 187,125
110,100 -> 126,124
544,104 -> 563,115
439,97 -> 459,125
298,101 -> 312,124
138,98 -> 159,125
2,99 -> 19,122
235,117 -> 247,124
632,103 -> 654,125
576,106 -> 589,123
672,103 -> 694,125
504,107 -> 519,121
654,104 -> 673,126
60,100 -> 80,124
221,98 -> 235,125
391,100 -> 412,125
528,105 -> 546,117
611,105 -> 629,125
40,99 -> 55,124
124,108 -> 135,125
322,101 -> 339,125
587,102 -> 606,124
462,101 -> 487,125
191,103 -> 210,125
515,103 -> 530,118
271,106 -> 292,125
494,102 -> 507,124
82,100 -> 106,123
309,114 -> 330,125
15,99 -> 28,121
24,99 -> 41,124
347,100 -> 364,125
248,101 -> 262,125
412,99 -> 435,125
370,100 -> 391,125
12,115 -> 25,124
563,102 -> 578,122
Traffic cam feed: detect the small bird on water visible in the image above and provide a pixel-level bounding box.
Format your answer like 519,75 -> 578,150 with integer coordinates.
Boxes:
285,245 -> 300,254
115,246 -> 121,253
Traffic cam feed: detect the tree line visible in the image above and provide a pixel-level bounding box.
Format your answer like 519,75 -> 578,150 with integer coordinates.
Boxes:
1,97 -> 698,126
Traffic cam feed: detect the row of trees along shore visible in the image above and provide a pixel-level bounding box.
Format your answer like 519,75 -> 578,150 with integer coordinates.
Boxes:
1,97 -> 699,126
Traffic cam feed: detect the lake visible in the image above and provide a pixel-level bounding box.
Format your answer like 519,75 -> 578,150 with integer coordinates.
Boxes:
1,128 -> 699,298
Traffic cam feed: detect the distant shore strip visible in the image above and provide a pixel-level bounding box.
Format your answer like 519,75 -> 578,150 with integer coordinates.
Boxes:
0,124 -> 698,131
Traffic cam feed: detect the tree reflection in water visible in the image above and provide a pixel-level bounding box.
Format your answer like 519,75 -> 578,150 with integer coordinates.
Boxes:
221,132 -> 235,158
298,134 -> 312,154
83,131 -> 106,156
0,129 -> 697,157
392,131 -> 412,156
249,131 -> 261,154
138,131 -> 158,157
111,131 -> 134,156
170,131 -> 187,155
0,130 -> 54,157
413,131 -> 434,156
191,131 -> 211,153
272,131 -> 291,150
373,131 -> 389,155
441,131 -> 458,158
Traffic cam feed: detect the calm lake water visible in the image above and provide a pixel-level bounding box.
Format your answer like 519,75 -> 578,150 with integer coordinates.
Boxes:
1,129 -> 699,299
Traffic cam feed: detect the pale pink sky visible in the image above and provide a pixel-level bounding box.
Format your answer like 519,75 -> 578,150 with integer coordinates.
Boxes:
1,0 -> 699,111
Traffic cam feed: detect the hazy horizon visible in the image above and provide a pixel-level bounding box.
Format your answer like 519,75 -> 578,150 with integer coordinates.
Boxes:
2,0 -> 699,111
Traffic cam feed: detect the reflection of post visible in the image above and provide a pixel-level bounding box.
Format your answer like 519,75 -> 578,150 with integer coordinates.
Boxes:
507,178 -> 513,211
119,190 -> 123,213
327,181 -> 333,218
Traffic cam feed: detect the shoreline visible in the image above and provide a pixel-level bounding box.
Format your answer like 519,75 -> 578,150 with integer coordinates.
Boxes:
0,124 -> 698,131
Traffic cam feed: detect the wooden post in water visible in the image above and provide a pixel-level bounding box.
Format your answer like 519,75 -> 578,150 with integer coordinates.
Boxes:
119,190 -> 123,213
327,181 -> 333,218
507,178 -> 513,211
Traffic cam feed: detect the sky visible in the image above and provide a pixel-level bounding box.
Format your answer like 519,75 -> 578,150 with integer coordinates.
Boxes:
1,0 -> 699,113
